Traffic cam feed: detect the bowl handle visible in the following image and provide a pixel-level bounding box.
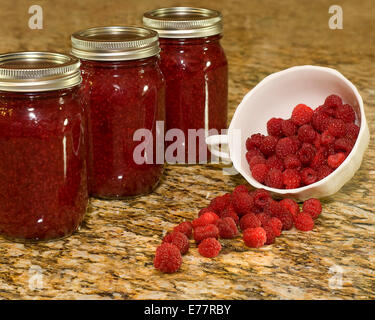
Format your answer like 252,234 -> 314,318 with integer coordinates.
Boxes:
206,134 -> 231,162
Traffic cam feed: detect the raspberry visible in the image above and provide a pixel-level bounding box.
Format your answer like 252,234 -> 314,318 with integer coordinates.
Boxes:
162,231 -> 190,255
346,123 -> 359,141
243,227 -> 267,248
281,119 -> 297,136
198,238 -> 222,258
298,124 -> 316,143
327,144 -> 336,155
301,167 -> 318,185
313,133 -> 322,148
239,213 -> 261,231
249,155 -> 266,169
194,224 -> 219,243
173,221 -> 193,238
267,118 -> 283,137
310,147 -> 328,169
294,212 -> 314,231
154,243 -> 182,273
282,169 -> 301,189
321,130 -> 335,145
233,185 -> 249,194
263,225 -> 276,245
216,217 -> 238,239
198,207 -> 215,217
279,198 -> 300,218
297,143 -> 316,165
251,163 -> 269,184
291,104 -> 314,126
264,217 -> 283,236
336,104 -> 356,123
312,109 -> 331,132
232,191 -> 254,216
334,138 -> 354,153
256,212 -> 272,226
290,135 -> 302,150
284,154 -> 302,170
324,94 -> 342,108
327,152 -> 346,169
253,189 -> 272,208
327,119 -> 347,137
273,209 -> 294,230
192,211 -> 220,228
264,200 -> 283,216
246,133 -> 265,151
302,198 -> 322,220
210,193 -> 231,214
275,137 -> 298,158
251,205 -> 263,214
321,104 -> 336,117
264,168 -> 284,189
246,149 -> 263,163
266,154 -> 284,171
316,164 -> 333,180
260,136 -> 278,156
221,204 -> 240,225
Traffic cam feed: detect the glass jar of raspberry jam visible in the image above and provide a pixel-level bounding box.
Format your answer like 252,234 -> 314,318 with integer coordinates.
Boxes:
143,7 -> 228,163
71,26 -> 165,198
0,52 -> 88,242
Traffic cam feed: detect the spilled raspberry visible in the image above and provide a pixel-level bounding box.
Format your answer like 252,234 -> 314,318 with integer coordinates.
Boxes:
216,217 -> 238,239
232,191 -> 254,216
239,213 -> 261,231
154,243 -> 182,273
294,212 -> 314,231
243,227 -> 267,248
302,198 -> 322,220
163,231 -> 190,255
173,221 -> 193,238
198,238 -> 222,258
194,224 -> 219,243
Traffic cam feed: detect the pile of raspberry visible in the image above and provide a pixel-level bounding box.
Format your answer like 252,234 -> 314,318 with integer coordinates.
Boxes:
246,94 -> 360,189
154,186 -> 322,273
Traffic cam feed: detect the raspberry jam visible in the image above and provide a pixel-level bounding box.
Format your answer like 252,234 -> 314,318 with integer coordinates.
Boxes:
143,7 -> 228,163
71,27 -> 165,198
0,52 -> 88,242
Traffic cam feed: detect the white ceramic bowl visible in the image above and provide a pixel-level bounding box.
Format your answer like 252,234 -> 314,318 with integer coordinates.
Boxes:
206,66 -> 370,201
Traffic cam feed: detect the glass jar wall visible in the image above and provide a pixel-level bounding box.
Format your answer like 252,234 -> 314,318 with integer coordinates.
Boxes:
71,27 -> 165,198
0,52 -> 88,242
143,7 -> 228,163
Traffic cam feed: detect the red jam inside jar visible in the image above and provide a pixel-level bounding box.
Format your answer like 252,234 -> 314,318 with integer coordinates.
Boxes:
0,52 -> 88,242
72,27 -> 165,198
144,7 -> 228,163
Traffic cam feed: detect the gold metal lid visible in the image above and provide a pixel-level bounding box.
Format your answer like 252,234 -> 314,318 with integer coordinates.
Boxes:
0,52 -> 81,92
143,7 -> 223,38
71,26 -> 160,61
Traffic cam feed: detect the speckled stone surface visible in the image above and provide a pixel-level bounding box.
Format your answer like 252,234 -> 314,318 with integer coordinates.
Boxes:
0,0 -> 374,299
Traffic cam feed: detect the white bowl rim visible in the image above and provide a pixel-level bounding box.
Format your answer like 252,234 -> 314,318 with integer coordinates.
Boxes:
228,65 -> 368,195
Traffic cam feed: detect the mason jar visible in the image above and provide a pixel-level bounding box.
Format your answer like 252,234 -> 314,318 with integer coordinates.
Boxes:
143,7 -> 228,164
71,26 -> 165,198
0,52 -> 88,242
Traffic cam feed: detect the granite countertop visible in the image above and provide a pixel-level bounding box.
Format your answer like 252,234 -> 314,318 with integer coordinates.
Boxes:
0,0 -> 374,299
